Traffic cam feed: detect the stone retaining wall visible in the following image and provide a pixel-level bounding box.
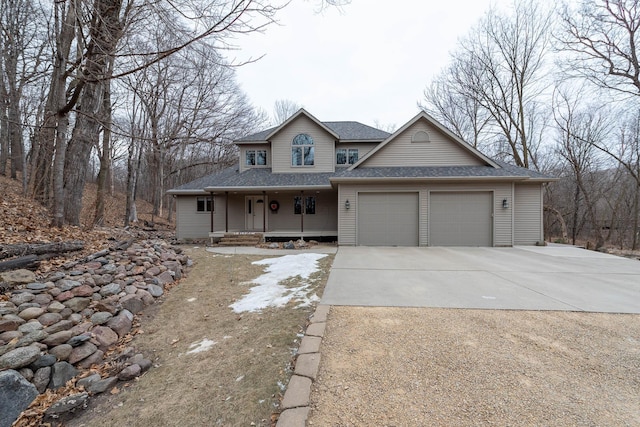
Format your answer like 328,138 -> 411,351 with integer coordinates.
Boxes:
0,239 -> 190,426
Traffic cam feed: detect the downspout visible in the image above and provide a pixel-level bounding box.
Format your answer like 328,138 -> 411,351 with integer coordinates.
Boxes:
225,191 -> 229,233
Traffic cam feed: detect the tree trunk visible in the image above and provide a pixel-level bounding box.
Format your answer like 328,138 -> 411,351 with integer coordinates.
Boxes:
31,0 -> 76,206
63,0 -> 124,226
94,58 -> 114,226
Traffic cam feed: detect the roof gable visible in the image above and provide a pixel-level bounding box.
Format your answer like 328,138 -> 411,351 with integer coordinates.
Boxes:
236,111 -> 390,143
350,111 -> 500,170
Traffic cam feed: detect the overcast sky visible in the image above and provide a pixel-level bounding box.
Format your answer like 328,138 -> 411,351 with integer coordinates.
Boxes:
232,0 -> 512,129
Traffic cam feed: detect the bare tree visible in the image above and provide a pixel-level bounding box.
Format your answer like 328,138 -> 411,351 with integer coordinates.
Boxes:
552,87 -> 612,248
425,1 -> 554,168
420,59 -> 491,148
560,0 -> 640,97
272,99 -> 301,125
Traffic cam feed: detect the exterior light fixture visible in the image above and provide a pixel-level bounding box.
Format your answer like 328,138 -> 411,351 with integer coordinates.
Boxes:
502,199 -> 509,209
345,199 -> 350,209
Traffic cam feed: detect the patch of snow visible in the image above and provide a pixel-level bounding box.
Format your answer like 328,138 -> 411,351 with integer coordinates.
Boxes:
187,297 -> 196,302
186,338 -> 217,354
229,253 -> 327,313
236,375 -> 245,382
296,293 -> 320,308
223,335 -> 232,340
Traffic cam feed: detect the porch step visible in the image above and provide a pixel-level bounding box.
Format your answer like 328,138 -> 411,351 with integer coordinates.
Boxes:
218,233 -> 263,247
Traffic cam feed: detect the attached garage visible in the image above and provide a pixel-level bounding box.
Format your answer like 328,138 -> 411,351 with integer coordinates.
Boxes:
357,192 -> 419,246
429,191 -> 493,246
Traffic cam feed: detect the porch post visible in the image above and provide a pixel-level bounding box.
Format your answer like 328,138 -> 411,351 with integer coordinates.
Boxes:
300,190 -> 304,233
225,191 -> 229,233
209,192 -> 214,233
262,190 -> 266,233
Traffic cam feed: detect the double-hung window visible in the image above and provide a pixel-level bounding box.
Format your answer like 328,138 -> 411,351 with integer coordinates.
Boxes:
246,149 -> 267,166
336,148 -> 358,165
294,196 -> 316,215
292,134 -> 314,166
196,196 -> 212,212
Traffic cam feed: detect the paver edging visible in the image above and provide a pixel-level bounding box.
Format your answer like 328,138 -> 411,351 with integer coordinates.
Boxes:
276,304 -> 330,427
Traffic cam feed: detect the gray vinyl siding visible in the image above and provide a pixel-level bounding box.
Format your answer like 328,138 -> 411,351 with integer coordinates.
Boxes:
175,195 -> 216,239
271,115 -> 336,173
360,121 -> 485,168
239,145 -> 271,173
335,142 -> 379,167
338,182 -> 512,246
266,190 -> 338,232
514,184 -> 543,245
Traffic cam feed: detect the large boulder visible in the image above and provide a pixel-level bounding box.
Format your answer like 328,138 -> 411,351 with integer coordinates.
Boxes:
0,345 -> 41,370
0,369 -> 38,427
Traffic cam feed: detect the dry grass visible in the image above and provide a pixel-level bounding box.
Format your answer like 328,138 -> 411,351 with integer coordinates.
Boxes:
68,247 -> 334,427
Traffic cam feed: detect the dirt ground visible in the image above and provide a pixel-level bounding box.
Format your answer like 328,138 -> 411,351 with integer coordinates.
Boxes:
309,307 -> 640,426
67,247 -> 333,427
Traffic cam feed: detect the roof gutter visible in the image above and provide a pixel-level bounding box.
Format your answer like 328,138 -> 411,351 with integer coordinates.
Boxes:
329,176 -> 535,184
203,185 -> 333,192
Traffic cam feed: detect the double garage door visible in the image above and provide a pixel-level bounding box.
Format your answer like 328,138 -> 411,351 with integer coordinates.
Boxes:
357,191 -> 493,246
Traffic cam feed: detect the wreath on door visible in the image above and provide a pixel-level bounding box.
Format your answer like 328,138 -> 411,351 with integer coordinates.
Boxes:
269,200 -> 280,212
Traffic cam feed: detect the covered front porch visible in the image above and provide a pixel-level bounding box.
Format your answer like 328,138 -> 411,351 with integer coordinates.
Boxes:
205,189 -> 338,242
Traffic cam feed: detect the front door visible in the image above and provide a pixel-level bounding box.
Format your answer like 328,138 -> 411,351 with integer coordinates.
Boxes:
246,196 -> 266,231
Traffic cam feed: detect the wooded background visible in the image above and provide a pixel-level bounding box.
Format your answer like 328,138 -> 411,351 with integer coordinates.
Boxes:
1,0 -> 639,249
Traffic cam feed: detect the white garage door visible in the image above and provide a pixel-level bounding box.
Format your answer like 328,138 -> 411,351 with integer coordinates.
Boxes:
357,192 -> 419,246
430,192 -> 493,246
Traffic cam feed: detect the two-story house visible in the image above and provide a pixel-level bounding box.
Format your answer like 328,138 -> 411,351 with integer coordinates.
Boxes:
167,109 -> 553,246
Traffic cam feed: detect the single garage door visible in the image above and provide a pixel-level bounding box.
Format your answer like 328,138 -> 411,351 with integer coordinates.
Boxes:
357,192 -> 419,246
430,192 -> 493,246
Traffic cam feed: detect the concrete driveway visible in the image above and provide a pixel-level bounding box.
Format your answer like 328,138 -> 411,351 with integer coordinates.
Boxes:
321,245 -> 640,313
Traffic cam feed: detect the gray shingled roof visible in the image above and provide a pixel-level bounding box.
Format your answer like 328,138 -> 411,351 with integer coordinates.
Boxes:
237,121 -> 390,142
168,161 -> 552,194
334,161 -> 552,180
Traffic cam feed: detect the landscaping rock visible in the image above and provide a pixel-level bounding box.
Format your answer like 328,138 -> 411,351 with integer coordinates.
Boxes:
49,344 -> 73,361
99,283 -> 121,297
46,301 -> 66,313
90,311 -> 112,325
0,269 -> 36,285
156,271 -> 174,287
120,295 -> 144,314
76,349 -> 104,369
38,312 -> 63,327
33,366 -> 51,393
43,330 -> 74,347
117,364 -> 141,381
91,326 -> 119,351
44,392 -> 88,417
63,297 -> 91,313
71,285 -> 95,297
18,307 -> 46,321
68,342 -> 98,365
57,279 -> 82,292
0,369 -> 38,427
86,376 -> 118,395
67,334 -> 91,347
0,319 -> 20,333
18,321 -> 43,334
0,345 -> 41,370
107,309 -> 133,338
16,329 -> 48,347
49,362 -> 78,389
11,292 -> 35,305
147,283 -> 163,297
44,319 -> 74,335
30,354 -> 57,369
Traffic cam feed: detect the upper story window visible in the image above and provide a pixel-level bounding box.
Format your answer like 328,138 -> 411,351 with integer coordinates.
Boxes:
196,196 -> 213,212
336,148 -> 359,166
292,133 -> 314,166
246,149 -> 267,166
